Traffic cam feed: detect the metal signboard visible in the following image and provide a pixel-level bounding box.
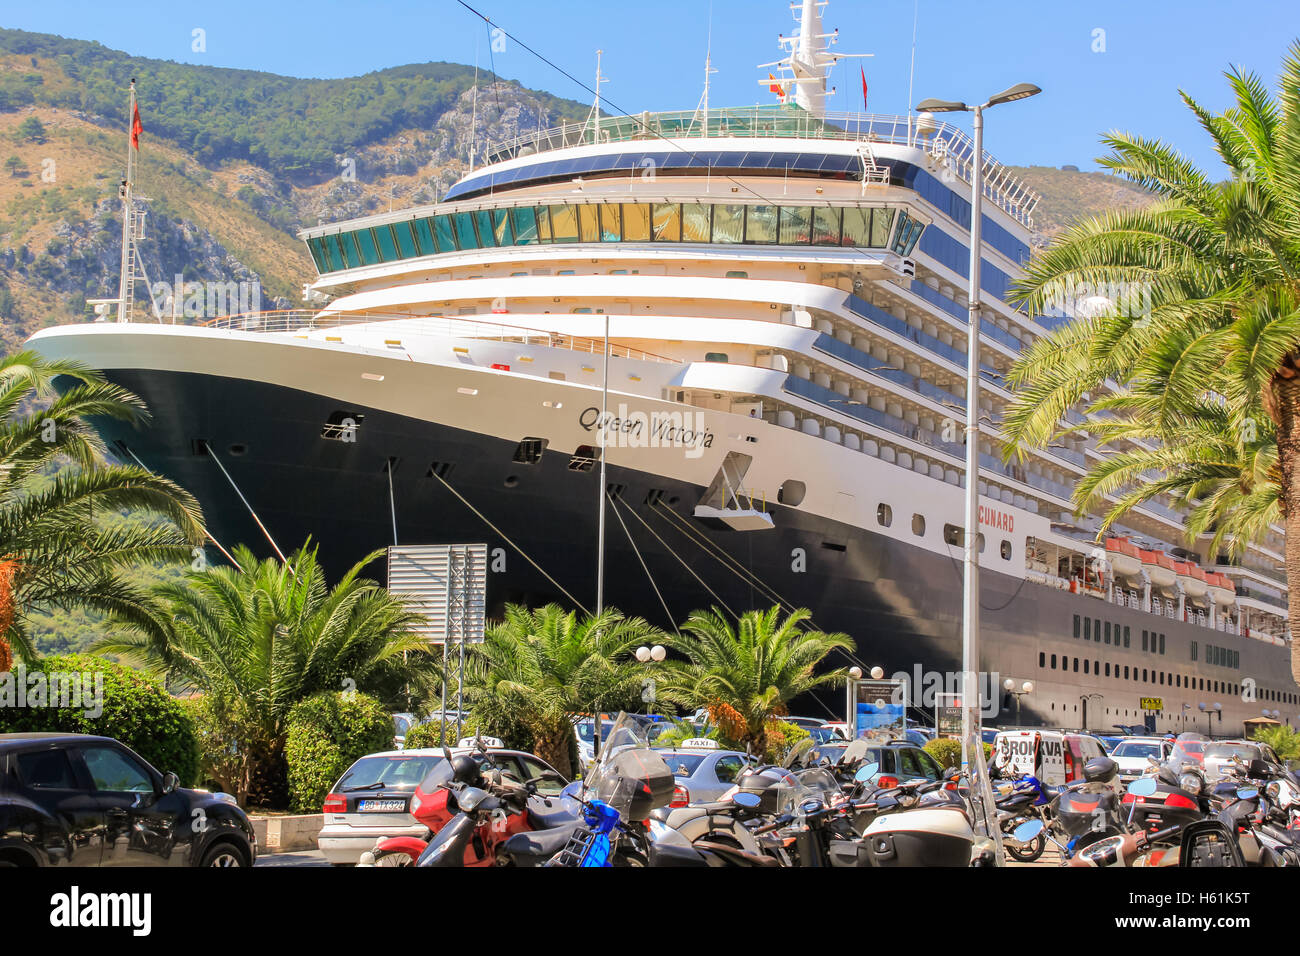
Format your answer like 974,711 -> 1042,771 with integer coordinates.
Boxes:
849,678 -> 905,738
386,544 -> 487,644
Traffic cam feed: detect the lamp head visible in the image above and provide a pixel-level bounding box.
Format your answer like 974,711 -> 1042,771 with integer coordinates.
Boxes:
986,82 -> 1041,107
916,97 -> 968,114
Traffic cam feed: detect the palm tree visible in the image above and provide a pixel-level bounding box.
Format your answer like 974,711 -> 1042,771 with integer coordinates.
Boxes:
462,603 -> 664,778
1003,44 -> 1300,685
0,350 -> 204,666
96,541 -> 438,806
657,606 -> 854,755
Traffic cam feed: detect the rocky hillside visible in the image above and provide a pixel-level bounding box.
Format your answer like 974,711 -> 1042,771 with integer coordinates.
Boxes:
1012,164 -> 1155,246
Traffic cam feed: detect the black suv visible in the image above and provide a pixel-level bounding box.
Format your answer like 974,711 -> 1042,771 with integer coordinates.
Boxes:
0,732 -> 257,867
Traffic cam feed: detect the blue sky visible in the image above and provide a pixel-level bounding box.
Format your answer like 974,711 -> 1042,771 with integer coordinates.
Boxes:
6,0 -> 1300,172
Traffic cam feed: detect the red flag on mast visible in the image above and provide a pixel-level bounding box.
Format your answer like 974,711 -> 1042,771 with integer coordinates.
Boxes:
130,102 -> 143,150
768,73 -> 783,99
861,66 -> 868,110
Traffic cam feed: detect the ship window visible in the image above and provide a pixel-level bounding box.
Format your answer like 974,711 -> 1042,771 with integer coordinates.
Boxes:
779,206 -> 812,244
450,211 -> 477,250
877,503 -> 892,527
323,234 -> 346,271
704,352 -> 728,363
431,215 -> 456,253
535,205 -> 552,242
492,208 -> 513,246
682,203 -> 711,242
321,410 -> 364,441
890,212 -> 914,255
373,225 -> 399,262
1084,659 -> 1090,675
812,206 -> 842,246
1000,540 -> 1012,560
1051,654 -> 1056,669
1104,621 -> 1111,644
745,205 -> 778,243
1124,626 -> 1130,648
911,513 -> 925,537
512,437 -> 548,465
511,206 -> 538,244
1124,666 -> 1129,679
549,205 -> 579,242
1073,615 -> 1080,639
428,460 -> 454,478
340,231 -> 363,269
869,207 -> 895,247
652,203 -> 681,241
393,221 -> 419,258
1105,663 -> 1111,677
622,203 -> 650,241
1142,630 -> 1148,651
1084,618 -> 1091,641
306,237 -> 328,272
841,207 -> 871,247
578,205 -> 599,242
1039,652 -> 1045,668
711,204 -> 745,244
568,444 -> 600,472
725,271 -> 748,279
902,218 -> 925,256
1159,633 -> 1165,654
943,523 -> 962,546
599,203 -> 621,241
355,228 -> 381,265
777,479 -> 806,506
475,209 -> 497,247
1073,658 -> 1079,673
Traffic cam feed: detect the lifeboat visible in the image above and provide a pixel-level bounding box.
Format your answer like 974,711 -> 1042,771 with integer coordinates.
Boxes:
1140,550 -> 1177,589
1207,572 -> 1236,607
1175,562 -> 1208,599
1105,537 -> 1142,578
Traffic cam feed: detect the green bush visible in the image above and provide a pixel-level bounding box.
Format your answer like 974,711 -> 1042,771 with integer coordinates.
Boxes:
764,720 -> 810,763
1252,725 -> 1300,760
0,653 -> 198,784
924,737 -> 961,771
403,718 -> 478,751
285,691 -> 393,813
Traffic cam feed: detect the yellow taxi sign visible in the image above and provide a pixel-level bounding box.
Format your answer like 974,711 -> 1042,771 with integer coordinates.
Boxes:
1140,697 -> 1164,712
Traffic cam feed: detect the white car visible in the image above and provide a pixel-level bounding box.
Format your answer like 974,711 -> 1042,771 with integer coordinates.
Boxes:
1109,737 -> 1173,781
317,745 -> 569,865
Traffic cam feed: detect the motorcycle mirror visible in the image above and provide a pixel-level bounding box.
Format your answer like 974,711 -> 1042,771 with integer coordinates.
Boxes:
1128,777 -> 1158,798
732,791 -> 762,809
854,762 -> 880,783
1012,819 -> 1044,843
1238,788 -> 1259,800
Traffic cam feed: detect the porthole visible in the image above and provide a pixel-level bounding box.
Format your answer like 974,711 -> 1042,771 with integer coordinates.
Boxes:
877,503 -> 892,527
228,443 -> 247,457
1000,540 -> 1012,560
777,479 -> 806,506
504,475 -> 519,488
911,514 -> 925,537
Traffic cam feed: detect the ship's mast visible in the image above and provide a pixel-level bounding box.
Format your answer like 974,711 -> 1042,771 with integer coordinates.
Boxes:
115,80 -> 137,323
760,0 -> 870,119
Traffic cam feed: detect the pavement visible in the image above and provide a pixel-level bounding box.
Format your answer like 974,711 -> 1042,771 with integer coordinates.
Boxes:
255,849 -> 332,867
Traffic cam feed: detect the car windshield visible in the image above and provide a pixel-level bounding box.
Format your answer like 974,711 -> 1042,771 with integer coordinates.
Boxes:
336,754 -> 442,791
1113,742 -> 1162,758
805,726 -> 839,744
660,753 -> 707,777
1204,744 -> 1260,761
576,721 -> 614,744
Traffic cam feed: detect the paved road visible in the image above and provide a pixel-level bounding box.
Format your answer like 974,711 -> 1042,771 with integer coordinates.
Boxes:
256,849 -> 332,867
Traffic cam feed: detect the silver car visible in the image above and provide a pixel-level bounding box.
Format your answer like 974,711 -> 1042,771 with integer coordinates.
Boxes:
1110,737 -> 1172,782
1201,741 -> 1280,783
655,747 -> 753,805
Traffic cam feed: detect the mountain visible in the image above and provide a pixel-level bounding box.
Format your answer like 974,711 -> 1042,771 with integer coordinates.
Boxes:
1012,165 -> 1156,246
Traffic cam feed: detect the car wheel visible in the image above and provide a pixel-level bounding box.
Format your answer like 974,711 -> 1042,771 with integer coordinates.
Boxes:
200,841 -> 249,868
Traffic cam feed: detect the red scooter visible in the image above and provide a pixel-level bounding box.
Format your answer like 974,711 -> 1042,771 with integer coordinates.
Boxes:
362,742 -> 577,867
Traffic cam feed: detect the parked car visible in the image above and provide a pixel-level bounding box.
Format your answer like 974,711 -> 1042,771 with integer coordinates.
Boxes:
1201,740 -> 1281,783
990,730 -> 1111,787
783,716 -> 830,730
1110,737 -> 1173,781
391,712 -> 418,749
807,740 -> 946,785
655,743 -> 753,805
0,732 -> 256,867
318,744 -> 569,865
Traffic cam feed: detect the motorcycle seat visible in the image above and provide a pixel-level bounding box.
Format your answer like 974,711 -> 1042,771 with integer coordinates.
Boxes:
527,803 -> 581,830
502,823 -> 577,861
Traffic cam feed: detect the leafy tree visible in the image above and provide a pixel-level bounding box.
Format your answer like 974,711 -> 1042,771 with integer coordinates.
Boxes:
15,116 -> 45,143
657,606 -> 854,755
95,541 -> 439,808
0,350 -> 203,667
1003,43 -> 1300,685
461,604 -> 664,778
4,154 -> 24,176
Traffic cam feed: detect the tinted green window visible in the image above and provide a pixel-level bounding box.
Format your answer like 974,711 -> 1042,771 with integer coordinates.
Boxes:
623,203 -> 651,241
599,204 -> 621,241
841,207 -> 871,247
779,206 -> 812,244
373,224 -> 399,262
871,208 -> 895,247
454,212 -> 479,249
812,207 -> 841,245
340,231 -> 363,269
652,203 -> 681,241
890,213 -> 913,254
535,205 -> 552,242
682,203 -> 711,242
473,210 -> 496,247
306,237 -> 328,272
745,205 -> 778,243
549,205 -> 579,242
511,207 -> 539,244
413,218 -> 437,255
711,204 -> 745,243
392,221 -> 419,258
491,208 -> 513,246
354,229 -> 381,265
901,218 -> 924,255
433,215 -> 456,253
323,235 -> 346,271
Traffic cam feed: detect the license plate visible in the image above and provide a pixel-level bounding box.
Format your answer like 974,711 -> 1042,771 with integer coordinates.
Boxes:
358,799 -> 406,812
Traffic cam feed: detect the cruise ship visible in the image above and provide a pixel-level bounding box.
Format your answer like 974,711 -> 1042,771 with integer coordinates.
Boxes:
29,1 -> 1296,734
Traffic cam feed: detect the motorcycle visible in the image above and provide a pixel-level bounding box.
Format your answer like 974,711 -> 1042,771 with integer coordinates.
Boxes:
1046,756 -> 1125,858
995,773 -> 1053,863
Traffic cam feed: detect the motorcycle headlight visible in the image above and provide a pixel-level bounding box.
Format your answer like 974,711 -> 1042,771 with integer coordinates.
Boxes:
1179,772 -> 1203,794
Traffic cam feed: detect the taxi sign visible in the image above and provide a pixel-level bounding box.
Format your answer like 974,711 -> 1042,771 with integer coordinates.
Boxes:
1139,697 -> 1163,712
680,738 -> 719,750
458,736 -> 504,749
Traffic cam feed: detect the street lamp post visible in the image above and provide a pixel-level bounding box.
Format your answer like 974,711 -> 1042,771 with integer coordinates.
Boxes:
1002,678 -> 1033,727
916,83 -> 1040,854
635,644 -> 666,710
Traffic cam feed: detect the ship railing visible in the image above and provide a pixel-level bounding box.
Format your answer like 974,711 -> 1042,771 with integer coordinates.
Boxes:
200,310 -> 680,364
483,106 -> 1040,228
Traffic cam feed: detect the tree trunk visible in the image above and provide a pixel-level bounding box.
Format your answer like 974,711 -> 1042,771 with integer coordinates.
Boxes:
1273,375 -> 1300,689
535,721 -> 573,780
0,560 -> 17,673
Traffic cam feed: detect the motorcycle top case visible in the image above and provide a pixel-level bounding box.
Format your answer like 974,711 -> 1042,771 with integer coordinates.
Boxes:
600,749 -> 675,822
862,808 -> 973,867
